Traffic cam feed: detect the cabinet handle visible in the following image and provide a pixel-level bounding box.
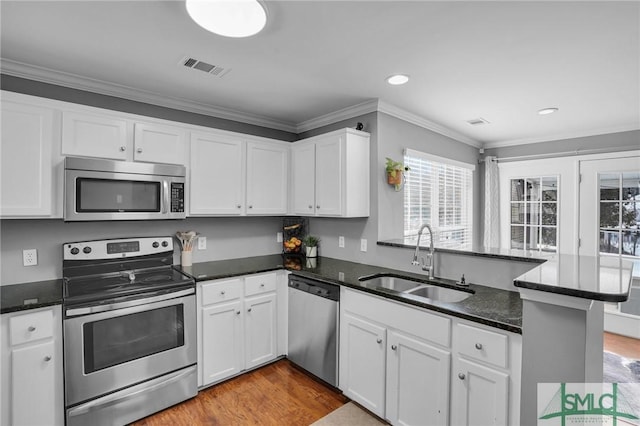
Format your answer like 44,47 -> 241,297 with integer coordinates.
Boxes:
391,345 -> 397,351
376,338 -> 382,344
247,308 -> 252,313
44,356 -> 52,362
136,148 -> 143,154
220,290 -> 226,295
28,326 -> 36,332
308,205 -> 313,209
119,146 -> 126,152
236,311 -> 241,315
248,205 -> 253,209
260,283 -> 265,288
475,343 -> 483,350
316,205 -> 320,209
458,373 -> 466,380
237,205 -> 242,209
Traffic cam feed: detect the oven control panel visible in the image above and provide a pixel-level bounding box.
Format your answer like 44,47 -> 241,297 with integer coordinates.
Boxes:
64,237 -> 174,260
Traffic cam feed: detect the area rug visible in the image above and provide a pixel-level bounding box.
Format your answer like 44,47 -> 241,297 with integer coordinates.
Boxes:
604,351 -> 640,384
310,402 -> 387,426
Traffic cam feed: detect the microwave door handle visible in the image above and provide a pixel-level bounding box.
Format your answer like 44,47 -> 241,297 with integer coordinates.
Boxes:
162,180 -> 169,214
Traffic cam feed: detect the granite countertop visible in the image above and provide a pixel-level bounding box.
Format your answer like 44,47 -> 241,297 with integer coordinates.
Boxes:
514,254 -> 635,302
178,254 -> 523,334
1,279 -> 63,314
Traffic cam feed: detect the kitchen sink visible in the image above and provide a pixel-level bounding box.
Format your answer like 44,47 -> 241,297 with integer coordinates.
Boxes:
358,273 -> 472,303
358,275 -> 424,292
404,285 -> 471,303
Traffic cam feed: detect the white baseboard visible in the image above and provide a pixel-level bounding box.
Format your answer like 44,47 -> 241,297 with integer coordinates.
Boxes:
604,310 -> 640,339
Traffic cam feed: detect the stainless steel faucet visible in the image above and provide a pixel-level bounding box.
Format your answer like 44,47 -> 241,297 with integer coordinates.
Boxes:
411,224 -> 435,279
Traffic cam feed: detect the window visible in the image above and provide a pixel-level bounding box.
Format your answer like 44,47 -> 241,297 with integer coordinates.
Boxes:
598,171 -> 640,257
509,177 -> 558,252
403,149 -> 474,249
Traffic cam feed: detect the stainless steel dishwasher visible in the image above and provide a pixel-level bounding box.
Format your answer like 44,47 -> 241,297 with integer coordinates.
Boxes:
288,275 -> 340,387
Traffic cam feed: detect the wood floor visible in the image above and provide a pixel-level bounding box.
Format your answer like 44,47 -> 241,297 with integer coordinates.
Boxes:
604,332 -> 640,359
130,359 -> 348,426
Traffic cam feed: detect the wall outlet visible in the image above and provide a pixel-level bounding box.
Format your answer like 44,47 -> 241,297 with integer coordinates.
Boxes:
198,236 -> 207,250
360,238 -> 367,252
276,232 -> 283,243
338,236 -> 345,248
23,249 -> 38,266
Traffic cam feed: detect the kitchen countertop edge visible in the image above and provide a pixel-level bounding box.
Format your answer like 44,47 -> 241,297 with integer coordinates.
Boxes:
1,279 -> 63,314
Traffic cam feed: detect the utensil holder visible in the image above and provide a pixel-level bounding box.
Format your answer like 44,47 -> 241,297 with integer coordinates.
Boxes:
181,250 -> 192,267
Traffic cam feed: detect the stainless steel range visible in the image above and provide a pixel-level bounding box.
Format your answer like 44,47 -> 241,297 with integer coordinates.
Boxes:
62,236 -> 197,426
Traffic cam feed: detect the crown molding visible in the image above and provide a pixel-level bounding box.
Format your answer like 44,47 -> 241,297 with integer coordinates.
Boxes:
377,100 -> 481,148
295,99 -> 379,134
483,124 -> 640,149
0,59 -> 298,133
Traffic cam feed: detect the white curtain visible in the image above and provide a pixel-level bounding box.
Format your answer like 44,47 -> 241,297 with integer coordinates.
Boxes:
483,157 -> 500,248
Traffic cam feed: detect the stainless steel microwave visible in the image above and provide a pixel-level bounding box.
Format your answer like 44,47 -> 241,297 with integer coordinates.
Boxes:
64,157 -> 186,221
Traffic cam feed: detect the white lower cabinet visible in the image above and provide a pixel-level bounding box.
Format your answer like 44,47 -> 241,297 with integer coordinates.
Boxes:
450,321 -> 521,426
197,271 -> 284,387
1,305 -> 64,426
340,288 -> 521,426
387,330 -> 450,426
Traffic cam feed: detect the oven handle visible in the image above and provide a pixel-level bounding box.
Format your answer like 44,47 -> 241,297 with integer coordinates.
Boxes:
65,287 -> 194,317
67,365 -> 196,417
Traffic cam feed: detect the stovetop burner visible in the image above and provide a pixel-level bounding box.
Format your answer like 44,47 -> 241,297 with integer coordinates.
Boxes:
62,236 -> 195,307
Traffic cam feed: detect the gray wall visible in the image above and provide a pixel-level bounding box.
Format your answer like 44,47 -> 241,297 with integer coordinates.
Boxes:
1,75 -> 298,141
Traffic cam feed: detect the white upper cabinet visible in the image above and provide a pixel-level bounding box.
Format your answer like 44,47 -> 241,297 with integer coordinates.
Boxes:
246,141 -> 289,215
62,109 -> 186,165
189,130 -> 289,216
291,128 -> 370,217
1,93 -> 62,218
133,122 -> 186,165
190,131 -> 245,215
62,110 -> 128,160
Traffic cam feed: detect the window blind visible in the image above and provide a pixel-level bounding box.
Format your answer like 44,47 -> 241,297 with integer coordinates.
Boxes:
403,149 -> 474,249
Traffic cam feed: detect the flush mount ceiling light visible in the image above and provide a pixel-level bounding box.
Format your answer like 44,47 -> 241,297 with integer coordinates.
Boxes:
185,0 -> 267,38
538,107 -> 559,115
386,74 -> 409,85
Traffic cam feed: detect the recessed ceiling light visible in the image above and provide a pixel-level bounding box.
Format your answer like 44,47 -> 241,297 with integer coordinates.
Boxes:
386,74 -> 409,85
538,107 -> 559,115
186,0 -> 267,38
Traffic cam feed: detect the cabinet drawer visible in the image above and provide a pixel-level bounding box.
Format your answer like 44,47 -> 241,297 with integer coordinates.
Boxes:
201,279 -> 242,306
9,309 -> 54,346
244,272 -> 277,296
456,323 -> 508,368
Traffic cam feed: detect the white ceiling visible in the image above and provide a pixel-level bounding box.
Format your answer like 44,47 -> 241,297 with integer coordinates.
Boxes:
1,1 -> 639,148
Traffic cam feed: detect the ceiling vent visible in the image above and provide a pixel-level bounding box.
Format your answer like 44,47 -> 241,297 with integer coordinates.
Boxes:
466,117 -> 490,126
181,56 -> 231,78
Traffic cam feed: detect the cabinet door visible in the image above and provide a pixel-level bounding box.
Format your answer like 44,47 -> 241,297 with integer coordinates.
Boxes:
1,101 -> 55,217
201,301 -> 243,385
62,111 -> 128,160
246,142 -> 288,215
244,293 -> 277,369
11,340 -> 56,425
386,331 -> 451,426
290,142 -> 316,215
189,132 -> 245,215
133,122 -> 186,165
451,358 -> 509,426
315,136 -> 343,216
339,313 -> 386,417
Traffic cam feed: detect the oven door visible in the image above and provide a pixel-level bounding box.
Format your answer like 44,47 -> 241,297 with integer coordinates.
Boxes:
64,289 -> 196,406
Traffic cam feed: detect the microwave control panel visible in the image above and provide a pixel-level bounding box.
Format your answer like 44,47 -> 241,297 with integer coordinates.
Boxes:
171,182 -> 185,213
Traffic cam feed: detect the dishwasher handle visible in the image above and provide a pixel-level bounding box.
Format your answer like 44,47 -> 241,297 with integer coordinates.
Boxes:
288,276 -> 339,302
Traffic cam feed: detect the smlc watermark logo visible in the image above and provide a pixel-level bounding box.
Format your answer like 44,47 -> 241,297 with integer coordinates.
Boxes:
538,383 -> 640,425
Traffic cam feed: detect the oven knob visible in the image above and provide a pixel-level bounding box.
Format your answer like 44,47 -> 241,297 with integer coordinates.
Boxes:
161,241 -> 169,247
153,242 -> 159,248
70,247 -> 80,255
83,247 -> 92,254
